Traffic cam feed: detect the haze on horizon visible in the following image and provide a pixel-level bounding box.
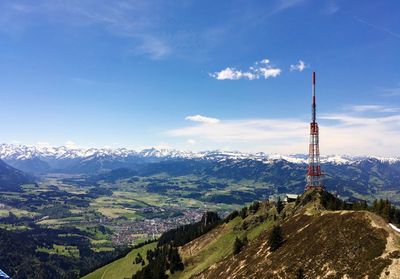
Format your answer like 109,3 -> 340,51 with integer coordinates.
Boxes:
0,0 -> 399,156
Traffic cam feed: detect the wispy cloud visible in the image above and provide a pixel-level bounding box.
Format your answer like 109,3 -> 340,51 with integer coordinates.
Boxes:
132,35 -> 171,59
343,104 -> 400,113
185,115 -> 220,124
380,86 -> 400,97
210,58 -> 281,80
321,0 -> 339,15
290,60 -> 307,72
0,1 -> 175,59
167,108 -> 400,156
355,16 -> 400,40
269,0 -> 306,15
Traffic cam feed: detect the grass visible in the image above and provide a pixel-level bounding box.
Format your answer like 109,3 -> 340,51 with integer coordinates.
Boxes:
36,244 -> 80,258
37,218 -> 69,225
0,224 -> 30,231
173,211 -> 275,279
91,247 -> 115,252
246,218 -> 274,240
172,217 -> 243,279
76,226 -> 110,240
90,239 -> 109,245
81,242 -> 157,279
0,208 -> 38,218
96,207 -> 138,219
90,239 -> 114,252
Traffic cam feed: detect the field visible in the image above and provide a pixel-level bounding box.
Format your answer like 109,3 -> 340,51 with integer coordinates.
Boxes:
36,244 -> 80,258
0,173 -> 251,277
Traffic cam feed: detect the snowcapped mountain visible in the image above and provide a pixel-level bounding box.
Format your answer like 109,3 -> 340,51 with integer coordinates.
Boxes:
0,143 -> 399,164
1,143 -> 400,175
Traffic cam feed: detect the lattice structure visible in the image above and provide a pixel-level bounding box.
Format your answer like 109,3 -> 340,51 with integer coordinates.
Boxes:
306,72 -> 324,190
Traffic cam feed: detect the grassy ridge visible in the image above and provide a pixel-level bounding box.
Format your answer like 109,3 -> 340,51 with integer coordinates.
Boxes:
81,242 -> 156,279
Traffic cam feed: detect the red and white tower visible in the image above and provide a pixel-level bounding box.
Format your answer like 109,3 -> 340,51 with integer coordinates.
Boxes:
306,72 -> 324,190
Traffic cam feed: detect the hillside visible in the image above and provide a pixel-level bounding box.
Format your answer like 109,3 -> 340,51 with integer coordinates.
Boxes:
0,159 -> 33,191
183,190 -> 400,279
107,189 -> 400,279
82,242 -> 156,279
193,212 -> 399,278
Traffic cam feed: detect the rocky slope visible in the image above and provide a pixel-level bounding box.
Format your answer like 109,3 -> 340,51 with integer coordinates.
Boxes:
195,212 -> 398,278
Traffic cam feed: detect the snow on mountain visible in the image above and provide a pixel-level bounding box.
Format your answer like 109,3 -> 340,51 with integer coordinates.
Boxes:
0,143 -> 399,165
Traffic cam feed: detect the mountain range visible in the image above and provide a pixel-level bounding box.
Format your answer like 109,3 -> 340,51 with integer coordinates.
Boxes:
1,144 -> 400,204
1,143 -> 399,174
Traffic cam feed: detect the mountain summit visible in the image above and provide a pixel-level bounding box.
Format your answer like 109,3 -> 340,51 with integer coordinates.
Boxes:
175,190 -> 400,279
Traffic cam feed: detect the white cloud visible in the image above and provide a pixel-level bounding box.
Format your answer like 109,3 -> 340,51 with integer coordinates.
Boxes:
344,105 -> 400,113
185,115 -> 220,124
187,139 -> 197,145
259,59 -> 270,64
169,118 -> 305,144
210,58 -> 281,80
290,60 -> 307,72
209,67 -> 258,80
167,110 -> 400,156
257,67 -> 281,78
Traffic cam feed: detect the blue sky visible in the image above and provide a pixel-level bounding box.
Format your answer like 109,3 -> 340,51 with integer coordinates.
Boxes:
0,0 -> 400,156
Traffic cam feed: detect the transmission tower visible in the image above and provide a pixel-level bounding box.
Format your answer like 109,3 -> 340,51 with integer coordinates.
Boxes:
306,72 -> 324,191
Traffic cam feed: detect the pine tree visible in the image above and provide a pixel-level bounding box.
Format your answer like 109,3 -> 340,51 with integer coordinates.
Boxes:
240,207 -> 248,219
233,236 -> 244,255
268,225 -> 284,251
373,199 -> 378,212
135,252 -> 143,264
276,197 -> 284,214
169,246 -> 184,274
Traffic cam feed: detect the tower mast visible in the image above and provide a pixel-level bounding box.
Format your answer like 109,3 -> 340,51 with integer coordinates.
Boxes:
306,72 -> 324,190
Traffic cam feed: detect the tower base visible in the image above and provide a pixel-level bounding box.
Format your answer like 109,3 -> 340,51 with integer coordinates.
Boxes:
305,186 -> 325,191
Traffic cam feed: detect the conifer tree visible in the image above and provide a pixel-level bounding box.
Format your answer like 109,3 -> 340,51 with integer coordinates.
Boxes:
276,197 -> 284,214
233,236 -> 244,255
268,225 -> 284,251
240,207 -> 248,219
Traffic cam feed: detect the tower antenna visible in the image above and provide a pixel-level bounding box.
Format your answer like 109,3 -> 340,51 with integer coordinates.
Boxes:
306,72 -> 324,191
